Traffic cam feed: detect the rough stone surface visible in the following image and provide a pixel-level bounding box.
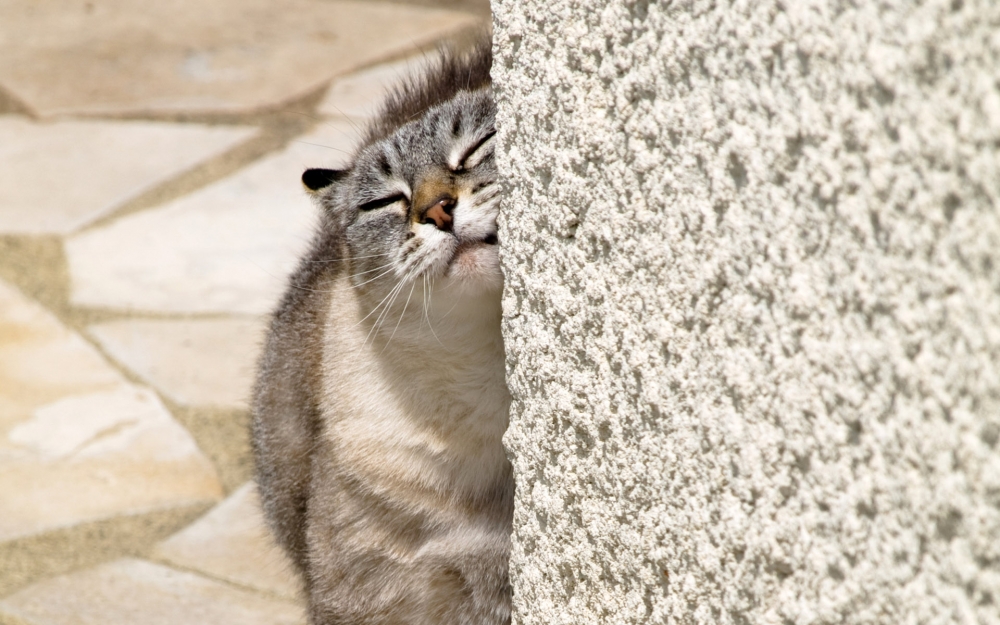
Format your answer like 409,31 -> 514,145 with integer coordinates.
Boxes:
0,119 -> 254,235
153,483 -> 301,599
0,280 -> 222,542
0,558 -> 304,625
88,318 -> 267,409
318,56 -> 427,120
65,121 -> 358,315
493,1 -> 1000,624
0,0 -> 478,118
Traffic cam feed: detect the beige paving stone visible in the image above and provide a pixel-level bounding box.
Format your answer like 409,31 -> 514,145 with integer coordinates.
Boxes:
0,280 -> 223,543
1,385 -> 224,544
65,121 -> 359,315
318,56 -> 429,120
154,483 -> 301,600
0,0 -> 478,118
0,279 -> 123,423
88,317 -> 268,410
0,558 -> 304,625
0,118 -> 255,235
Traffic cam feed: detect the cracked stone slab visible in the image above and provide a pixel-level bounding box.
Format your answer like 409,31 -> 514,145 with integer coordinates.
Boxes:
0,279 -> 123,423
1,385 -> 224,543
153,483 -> 301,600
0,280 -> 222,543
0,118 -> 255,235
318,56 -> 428,120
0,558 -> 305,625
88,317 -> 268,409
65,120 -> 358,315
0,0 -> 478,118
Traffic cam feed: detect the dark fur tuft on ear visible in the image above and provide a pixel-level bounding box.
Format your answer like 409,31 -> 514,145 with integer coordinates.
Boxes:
302,168 -> 347,192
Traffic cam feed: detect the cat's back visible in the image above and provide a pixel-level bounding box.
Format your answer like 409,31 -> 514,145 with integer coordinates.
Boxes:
251,210 -> 345,569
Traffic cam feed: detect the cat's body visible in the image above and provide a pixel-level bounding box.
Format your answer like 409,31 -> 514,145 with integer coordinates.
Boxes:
251,41 -> 512,625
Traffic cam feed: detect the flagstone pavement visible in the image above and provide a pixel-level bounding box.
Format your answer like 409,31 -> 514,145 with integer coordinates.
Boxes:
0,1 -> 488,623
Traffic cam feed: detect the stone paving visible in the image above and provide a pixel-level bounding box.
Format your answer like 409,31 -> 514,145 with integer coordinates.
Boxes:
0,1 -> 488,622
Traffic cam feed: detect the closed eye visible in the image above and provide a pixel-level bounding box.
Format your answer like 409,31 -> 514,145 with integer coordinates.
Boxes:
357,194 -> 407,211
457,129 -> 496,171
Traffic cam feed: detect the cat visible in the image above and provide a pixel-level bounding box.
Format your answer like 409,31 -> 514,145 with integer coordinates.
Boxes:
251,39 -> 512,625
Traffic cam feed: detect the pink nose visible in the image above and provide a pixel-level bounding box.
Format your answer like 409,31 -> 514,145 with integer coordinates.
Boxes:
422,199 -> 454,232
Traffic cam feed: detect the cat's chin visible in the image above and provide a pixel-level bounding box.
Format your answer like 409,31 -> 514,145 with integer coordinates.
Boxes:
444,241 -> 503,292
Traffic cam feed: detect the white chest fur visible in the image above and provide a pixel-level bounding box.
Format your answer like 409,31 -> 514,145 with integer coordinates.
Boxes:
319,276 -> 510,515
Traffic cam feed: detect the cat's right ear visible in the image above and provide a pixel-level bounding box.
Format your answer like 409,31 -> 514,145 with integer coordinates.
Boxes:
302,168 -> 348,194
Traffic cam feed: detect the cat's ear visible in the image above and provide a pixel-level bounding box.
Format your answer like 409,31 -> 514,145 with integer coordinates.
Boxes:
302,168 -> 347,194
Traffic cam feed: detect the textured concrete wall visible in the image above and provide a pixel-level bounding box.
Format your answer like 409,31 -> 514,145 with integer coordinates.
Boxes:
492,2 -> 1000,623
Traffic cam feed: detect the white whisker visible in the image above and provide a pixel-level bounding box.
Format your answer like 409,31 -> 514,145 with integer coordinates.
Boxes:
354,273 -> 408,328
352,265 -> 398,289
422,275 -> 431,329
382,280 -> 417,354
293,139 -> 352,156
304,252 -> 393,264
349,262 -> 397,280
422,274 -> 444,347
362,284 -> 402,346
365,274 -> 410,348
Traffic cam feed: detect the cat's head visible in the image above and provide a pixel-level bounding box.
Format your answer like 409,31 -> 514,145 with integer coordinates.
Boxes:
304,58 -> 500,312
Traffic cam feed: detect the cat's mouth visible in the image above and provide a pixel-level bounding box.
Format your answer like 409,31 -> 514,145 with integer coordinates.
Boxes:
452,233 -> 498,257
446,233 -> 499,280
435,229 -> 502,287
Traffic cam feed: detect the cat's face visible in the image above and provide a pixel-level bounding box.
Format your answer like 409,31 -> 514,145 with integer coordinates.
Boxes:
309,88 -> 500,308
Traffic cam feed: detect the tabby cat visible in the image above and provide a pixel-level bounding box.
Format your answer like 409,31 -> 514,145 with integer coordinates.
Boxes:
251,40 -> 512,625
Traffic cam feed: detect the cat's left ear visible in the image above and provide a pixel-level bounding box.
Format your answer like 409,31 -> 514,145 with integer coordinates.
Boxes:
302,168 -> 348,194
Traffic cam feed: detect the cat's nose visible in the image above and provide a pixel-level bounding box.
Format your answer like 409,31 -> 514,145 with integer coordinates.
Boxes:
420,198 -> 454,232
